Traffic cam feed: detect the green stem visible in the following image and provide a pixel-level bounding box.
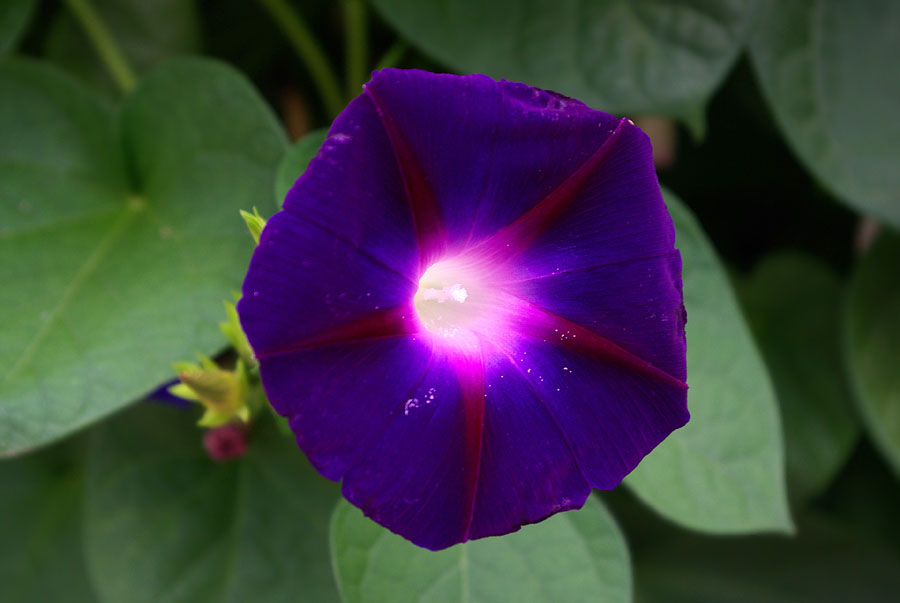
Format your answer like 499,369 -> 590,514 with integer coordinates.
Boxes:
342,0 -> 368,97
258,0 -> 344,118
64,0 -> 136,94
375,40 -> 408,71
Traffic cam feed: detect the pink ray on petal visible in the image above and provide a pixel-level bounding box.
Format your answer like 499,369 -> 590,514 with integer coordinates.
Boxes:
451,349 -> 486,541
462,117 -> 632,268
420,280 -> 685,390
494,292 -> 687,390
365,85 -> 447,270
254,306 -> 421,359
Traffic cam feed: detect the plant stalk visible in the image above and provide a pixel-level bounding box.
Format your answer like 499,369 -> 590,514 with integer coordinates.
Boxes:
342,0 -> 368,97
64,0 -> 137,94
258,0 -> 344,118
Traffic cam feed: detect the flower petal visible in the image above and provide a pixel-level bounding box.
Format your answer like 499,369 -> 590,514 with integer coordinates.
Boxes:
240,69 -> 689,550
364,69 -> 622,255
338,346 -> 484,550
258,337 -> 433,481
501,252 -> 686,382
467,343 -> 591,540
485,118 -> 676,270
493,332 -> 688,490
259,336 -> 487,551
238,209 -> 418,358
283,92 -> 419,280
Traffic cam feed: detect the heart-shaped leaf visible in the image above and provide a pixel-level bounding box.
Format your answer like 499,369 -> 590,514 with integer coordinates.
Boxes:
0,58 -> 286,455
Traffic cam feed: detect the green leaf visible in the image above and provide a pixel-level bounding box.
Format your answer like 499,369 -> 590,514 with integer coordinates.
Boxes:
749,1 -> 900,229
845,231 -> 900,477
625,191 -> 792,534
0,58 -> 286,455
0,0 -> 36,55
0,439 -> 97,602
275,128 -> 328,206
330,495 -> 630,603
371,0 -> 757,121
45,0 -> 201,99
737,252 -> 859,502
84,404 -> 340,603
635,515 -> 900,602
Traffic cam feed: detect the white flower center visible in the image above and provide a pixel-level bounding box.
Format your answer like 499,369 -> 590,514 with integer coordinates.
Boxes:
414,260 -> 487,343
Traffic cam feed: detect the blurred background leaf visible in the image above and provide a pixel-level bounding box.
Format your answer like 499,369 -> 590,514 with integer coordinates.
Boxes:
0,0 -> 36,55
736,252 -> 859,503
625,191 -> 792,534
44,0 -> 201,100
330,495 -> 630,603
750,0 -> 900,229
633,515 -> 900,602
0,58 -> 285,455
0,436 -> 97,602
84,404 -> 340,603
371,0 -> 759,131
844,230 -> 900,477
816,441 -> 900,553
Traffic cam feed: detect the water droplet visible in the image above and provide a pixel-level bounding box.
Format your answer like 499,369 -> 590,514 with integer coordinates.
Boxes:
404,398 -> 420,415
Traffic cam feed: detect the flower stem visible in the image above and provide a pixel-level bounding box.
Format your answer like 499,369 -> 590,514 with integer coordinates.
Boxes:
63,0 -> 136,94
342,0 -> 368,97
258,0 -> 344,118
375,40 -> 407,71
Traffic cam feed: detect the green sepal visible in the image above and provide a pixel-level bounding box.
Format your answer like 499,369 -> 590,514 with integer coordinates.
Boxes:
198,360 -> 253,427
166,382 -> 199,402
240,207 -> 266,245
220,294 -> 255,366
170,356 -> 252,427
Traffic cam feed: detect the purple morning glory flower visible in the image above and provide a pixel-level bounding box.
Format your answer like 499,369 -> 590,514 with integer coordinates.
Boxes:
238,69 -> 688,550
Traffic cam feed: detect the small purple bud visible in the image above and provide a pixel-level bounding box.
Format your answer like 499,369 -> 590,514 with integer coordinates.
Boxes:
203,423 -> 249,462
